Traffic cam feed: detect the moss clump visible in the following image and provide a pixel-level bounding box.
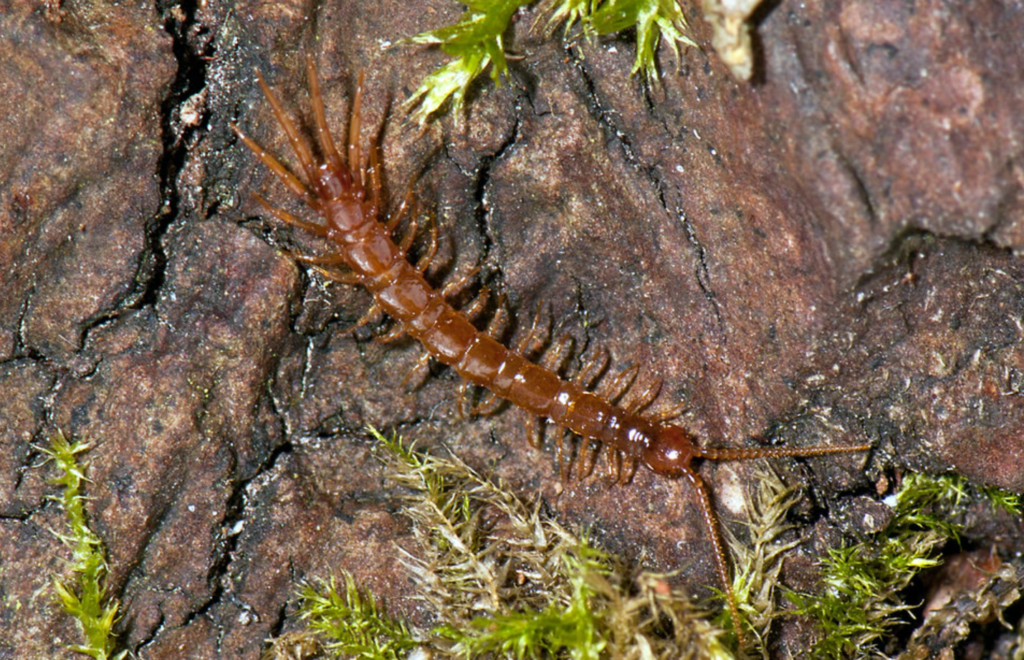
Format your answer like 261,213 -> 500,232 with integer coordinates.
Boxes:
44,431 -> 125,660
404,0 -> 697,123
788,472 -> 1021,660
723,469 -> 803,654
282,428 -> 733,659
295,573 -> 418,660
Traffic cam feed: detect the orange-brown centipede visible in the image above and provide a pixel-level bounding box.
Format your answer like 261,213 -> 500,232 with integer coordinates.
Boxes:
231,56 -> 871,645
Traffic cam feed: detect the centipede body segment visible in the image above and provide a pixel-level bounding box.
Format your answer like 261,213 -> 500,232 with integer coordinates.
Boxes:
231,56 -> 872,646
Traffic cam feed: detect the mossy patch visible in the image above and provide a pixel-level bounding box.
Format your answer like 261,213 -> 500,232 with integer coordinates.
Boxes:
403,0 -> 697,123
787,472 -> 1021,659
44,431 -> 125,660
274,428 -> 735,659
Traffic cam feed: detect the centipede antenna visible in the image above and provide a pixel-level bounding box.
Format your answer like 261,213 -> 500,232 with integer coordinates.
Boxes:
251,192 -> 329,238
233,125 -> 322,211
348,70 -> 365,185
696,443 -> 873,461
305,55 -> 346,177
256,71 -> 322,191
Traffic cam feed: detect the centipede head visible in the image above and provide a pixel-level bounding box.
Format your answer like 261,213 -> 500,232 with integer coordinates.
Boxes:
641,424 -> 697,477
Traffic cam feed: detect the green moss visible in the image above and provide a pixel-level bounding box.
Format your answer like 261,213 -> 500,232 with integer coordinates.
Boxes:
44,431 -> 125,660
404,0 -> 697,123
404,0 -> 532,123
296,574 -> 419,660
787,472 -> 1020,660
283,428 -> 734,659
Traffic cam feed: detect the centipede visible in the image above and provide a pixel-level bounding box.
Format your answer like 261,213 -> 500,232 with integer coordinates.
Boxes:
231,56 -> 872,647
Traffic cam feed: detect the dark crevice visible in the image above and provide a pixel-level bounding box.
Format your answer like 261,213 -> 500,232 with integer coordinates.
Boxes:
58,0 -> 214,358
444,103 -> 523,273
131,611 -> 165,654
435,99 -> 522,325
563,40 -> 724,328
678,210 -> 721,325
177,439 -> 296,628
11,291 -> 47,362
129,0 -> 213,312
472,100 -> 523,278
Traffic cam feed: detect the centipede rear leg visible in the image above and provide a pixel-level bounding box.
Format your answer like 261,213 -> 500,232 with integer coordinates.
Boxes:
256,71 -> 322,193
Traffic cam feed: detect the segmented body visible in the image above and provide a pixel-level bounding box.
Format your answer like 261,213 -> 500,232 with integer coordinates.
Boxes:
232,58 -> 871,646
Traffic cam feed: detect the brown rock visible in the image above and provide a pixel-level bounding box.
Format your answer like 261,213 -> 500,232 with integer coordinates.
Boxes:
2,0 -> 1022,657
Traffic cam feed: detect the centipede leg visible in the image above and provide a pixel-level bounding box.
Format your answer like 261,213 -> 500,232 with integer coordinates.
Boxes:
397,214 -> 418,255
367,142 -> 383,218
305,55 -> 345,175
309,265 -> 363,286
514,302 -> 550,360
375,322 -> 408,344
256,72 -> 322,192
649,402 -> 687,423
252,193 -> 328,238
456,380 -> 473,419
348,70 -> 365,185
339,303 -> 383,335
606,364 -> 640,405
554,428 -> 570,480
232,128 -> 321,212
484,294 -> 509,339
288,256 -> 362,286
287,251 -> 349,267
574,348 -> 610,390
440,266 -> 481,299
472,391 -> 504,417
415,211 -> 438,274
578,441 -> 601,480
461,286 -> 490,321
619,457 -> 638,485
524,415 -> 540,449
542,333 -> 574,375
604,448 -> 623,487
625,378 -> 662,415
387,183 -> 416,234
400,352 -> 433,389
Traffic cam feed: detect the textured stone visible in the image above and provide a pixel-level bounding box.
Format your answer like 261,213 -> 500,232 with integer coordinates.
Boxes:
2,0 -> 1022,657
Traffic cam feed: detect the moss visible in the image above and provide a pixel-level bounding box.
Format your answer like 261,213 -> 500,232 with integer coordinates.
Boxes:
294,574 -> 418,660
723,468 -> 803,655
43,431 -> 125,660
404,0 -> 697,123
280,428 -> 734,659
787,472 -> 1021,660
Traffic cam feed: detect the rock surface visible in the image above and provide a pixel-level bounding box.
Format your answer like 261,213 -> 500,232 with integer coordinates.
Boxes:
1,0 -> 1022,657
